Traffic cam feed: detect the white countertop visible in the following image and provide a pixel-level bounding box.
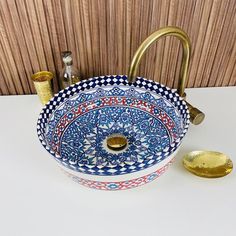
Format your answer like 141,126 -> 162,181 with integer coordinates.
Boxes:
0,87 -> 235,236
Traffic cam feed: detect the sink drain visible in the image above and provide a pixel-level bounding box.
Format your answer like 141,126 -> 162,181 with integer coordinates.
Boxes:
106,134 -> 128,151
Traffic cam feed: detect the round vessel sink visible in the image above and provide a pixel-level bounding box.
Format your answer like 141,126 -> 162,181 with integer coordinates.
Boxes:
37,75 -> 190,190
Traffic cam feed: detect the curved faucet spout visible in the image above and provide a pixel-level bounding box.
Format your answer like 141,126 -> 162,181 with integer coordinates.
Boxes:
128,26 -> 205,125
128,26 -> 190,97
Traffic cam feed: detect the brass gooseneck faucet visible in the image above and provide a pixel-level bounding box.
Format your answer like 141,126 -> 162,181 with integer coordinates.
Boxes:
128,26 -> 205,125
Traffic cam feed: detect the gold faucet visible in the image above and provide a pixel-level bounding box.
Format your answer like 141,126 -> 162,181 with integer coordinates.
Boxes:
128,26 -> 205,125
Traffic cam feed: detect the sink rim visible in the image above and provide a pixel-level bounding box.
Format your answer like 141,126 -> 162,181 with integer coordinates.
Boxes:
37,75 -> 190,176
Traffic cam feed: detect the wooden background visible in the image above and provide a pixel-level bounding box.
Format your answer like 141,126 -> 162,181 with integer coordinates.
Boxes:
0,0 -> 236,95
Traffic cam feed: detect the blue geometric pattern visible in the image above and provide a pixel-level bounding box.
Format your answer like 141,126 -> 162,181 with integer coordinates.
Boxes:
37,75 -> 190,176
60,106 -> 171,167
47,86 -> 182,131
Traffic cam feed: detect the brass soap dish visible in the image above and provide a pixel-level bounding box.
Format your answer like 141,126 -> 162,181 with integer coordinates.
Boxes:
183,151 -> 233,178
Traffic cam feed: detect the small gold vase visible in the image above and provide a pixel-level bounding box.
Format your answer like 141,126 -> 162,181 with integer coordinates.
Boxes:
31,71 -> 54,105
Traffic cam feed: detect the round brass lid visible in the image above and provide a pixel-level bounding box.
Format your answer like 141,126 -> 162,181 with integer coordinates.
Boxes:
183,151 -> 233,178
107,134 -> 127,151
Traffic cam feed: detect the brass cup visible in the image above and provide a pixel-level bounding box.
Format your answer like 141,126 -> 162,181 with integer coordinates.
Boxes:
31,71 -> 54,105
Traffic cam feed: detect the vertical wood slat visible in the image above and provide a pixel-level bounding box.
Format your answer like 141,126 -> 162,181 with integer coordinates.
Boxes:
0,0 -> 29,94
0,0 -> 236,95
153,0 -> 170,85
194,0 -> 224,87
216,0 -> 236,87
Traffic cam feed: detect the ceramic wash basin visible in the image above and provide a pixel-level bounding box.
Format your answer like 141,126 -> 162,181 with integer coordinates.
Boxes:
37,75 -> 189,190
37,27 -> 204,190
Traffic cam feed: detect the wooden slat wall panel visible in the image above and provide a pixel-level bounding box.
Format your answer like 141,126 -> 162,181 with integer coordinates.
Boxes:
0,0 -> 235,95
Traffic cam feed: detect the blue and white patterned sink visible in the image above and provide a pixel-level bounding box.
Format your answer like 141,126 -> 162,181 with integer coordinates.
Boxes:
37,75 -> 190,190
